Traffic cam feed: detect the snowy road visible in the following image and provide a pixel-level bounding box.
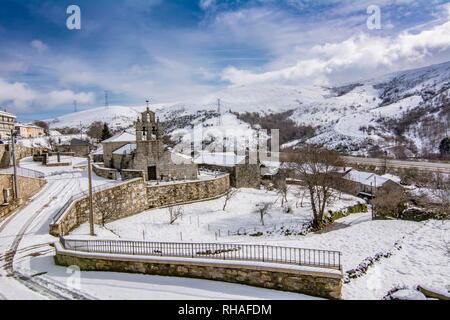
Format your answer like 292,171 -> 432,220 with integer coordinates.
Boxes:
342,156 -> 450,174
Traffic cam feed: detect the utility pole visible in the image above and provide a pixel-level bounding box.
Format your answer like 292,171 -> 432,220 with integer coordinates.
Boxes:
87,155 -> 95,236
217,98 -> 222,126
10,129 -> 18,199
105,90 -> 109,109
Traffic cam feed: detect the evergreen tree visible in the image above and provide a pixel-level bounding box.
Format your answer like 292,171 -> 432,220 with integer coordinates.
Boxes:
439,137 -> 450,156
101,123 -> 112,141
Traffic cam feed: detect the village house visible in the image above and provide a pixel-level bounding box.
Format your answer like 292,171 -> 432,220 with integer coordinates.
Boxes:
342,169 -> 403,198
194,151 -> 261,188
57,138 -> 95,157
0,109 -> 16,141
101,107 -> 198,181
15,123 -> 45,138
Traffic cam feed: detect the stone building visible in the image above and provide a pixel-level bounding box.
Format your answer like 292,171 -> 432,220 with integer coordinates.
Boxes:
0,109 -> 16,140
341,169 -> 403,198
194,151 -> 260,189
101,107 -> 198,181
57,138 -> 94,157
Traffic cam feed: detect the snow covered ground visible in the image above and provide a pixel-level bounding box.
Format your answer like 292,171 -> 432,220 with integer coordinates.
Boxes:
1,157 -> 447,300
69,186 -> 449,300
0,157 -> 320,300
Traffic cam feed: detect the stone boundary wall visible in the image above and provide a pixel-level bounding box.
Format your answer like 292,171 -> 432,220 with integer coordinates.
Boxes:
146,174 -> 229,208
50,174 -> 231,236
121,169 -> 145,181
0,174 -> 46,202
54,243 -> 342,299
0,144 -> 44,168
50,178 -> 147,236
92,163 -> 118,180
46,162 -> 72,167
0,174 -> 46,218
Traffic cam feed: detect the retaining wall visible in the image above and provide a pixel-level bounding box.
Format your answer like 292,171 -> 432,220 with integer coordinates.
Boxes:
49,178 -> 147,236
146,174 -> 229,208
50,174 -> 231,236
121,169 -> 145,181
54,244 -> 342,299
92,163 -> 118,180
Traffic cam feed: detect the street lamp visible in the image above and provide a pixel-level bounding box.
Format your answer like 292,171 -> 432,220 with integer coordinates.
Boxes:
10,129 -> 18,199
86,153 -> 95,236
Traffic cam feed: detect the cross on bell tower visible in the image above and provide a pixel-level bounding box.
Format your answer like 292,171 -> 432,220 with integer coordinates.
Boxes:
136,99 -> 162,141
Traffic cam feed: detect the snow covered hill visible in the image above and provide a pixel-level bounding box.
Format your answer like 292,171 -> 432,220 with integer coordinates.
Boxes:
44,61 -> 450,157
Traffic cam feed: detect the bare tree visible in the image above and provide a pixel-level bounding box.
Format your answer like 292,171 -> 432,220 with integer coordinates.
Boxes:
283,145 -> 345,230
256,202 -> 272,226
168,206 -> 184,224
371,186 -> 407,219
33,120 -> 50,135
273,176 -> 289,206
223,188 -> 238,211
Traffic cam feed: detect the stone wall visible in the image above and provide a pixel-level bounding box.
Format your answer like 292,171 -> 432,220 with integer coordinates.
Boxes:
54,247 -> 342,300
121,169 -> 145,181
235,164 -> 261,189
0,173 -> 46,202
0,144 -> 42,168
57,145 -> 92,157
198,164 -> 260,189
50,178 -> 148,236
103,141 -> 132,168
92,163 -> 118,180
147,174 -> 229,208
50,174 -> 231,236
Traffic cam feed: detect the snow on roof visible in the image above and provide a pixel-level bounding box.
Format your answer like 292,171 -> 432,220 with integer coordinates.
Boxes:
92,146 -> 103,155
113,143 -> 136,155
260,160 -> 280,168
0,110 -> 16,118
167,148 -> 193,160
102,131 -> 136,143
15,123 -> 43,129
194,151 -> 245,167
343,170 -> 390,186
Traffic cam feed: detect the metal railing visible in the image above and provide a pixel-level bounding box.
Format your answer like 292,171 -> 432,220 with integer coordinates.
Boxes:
59,237 -> 342,270
51,181 -> 119,224
0,166 -> 44,179
213,221 -> 312,237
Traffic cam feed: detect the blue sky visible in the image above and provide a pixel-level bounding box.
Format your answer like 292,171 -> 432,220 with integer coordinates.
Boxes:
0,0 -> 449,122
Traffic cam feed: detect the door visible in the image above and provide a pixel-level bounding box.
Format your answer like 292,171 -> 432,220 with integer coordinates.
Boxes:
147,166 -> 157,180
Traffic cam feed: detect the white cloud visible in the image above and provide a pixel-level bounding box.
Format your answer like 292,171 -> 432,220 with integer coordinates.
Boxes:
30,40 -> 48,53
199,0 -> 216,11
0,78 -> 95,113
220,17 -> 450,86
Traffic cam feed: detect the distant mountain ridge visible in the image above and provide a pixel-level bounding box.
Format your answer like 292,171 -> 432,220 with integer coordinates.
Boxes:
45,60 -> 450,157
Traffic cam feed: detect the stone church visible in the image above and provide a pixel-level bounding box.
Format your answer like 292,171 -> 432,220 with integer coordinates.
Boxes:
101,107 -> 198,181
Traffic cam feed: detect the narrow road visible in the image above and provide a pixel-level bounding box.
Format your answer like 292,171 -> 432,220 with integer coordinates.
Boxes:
0,157 -> 110,300
342,156 -> 450,174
